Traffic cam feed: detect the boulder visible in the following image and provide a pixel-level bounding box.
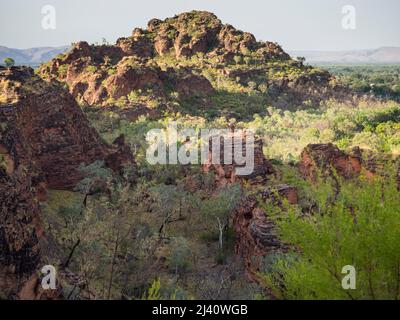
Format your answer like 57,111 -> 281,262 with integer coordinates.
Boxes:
174,32 -> 192,58
105,60 -> 164,99
175,72 -> 215,98
116,35 -> 154,58
154,35 -> 172,56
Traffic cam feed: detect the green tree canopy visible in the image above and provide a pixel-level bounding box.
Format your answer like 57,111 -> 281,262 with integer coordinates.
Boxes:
3,57 -> 15,68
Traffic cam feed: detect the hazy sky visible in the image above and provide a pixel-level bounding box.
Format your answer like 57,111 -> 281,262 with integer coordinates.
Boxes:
1,0 -> 399,51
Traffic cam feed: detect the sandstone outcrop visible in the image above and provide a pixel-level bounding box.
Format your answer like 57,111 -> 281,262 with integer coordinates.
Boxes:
39,46 -> 215,108
299,143 -> 363,181
233,184 -> 297,284
298,143 -> 400,195
0,164 -> 42,298
1,66 -> 134,189
174,68 -> 215,98
202,130 -> 275,187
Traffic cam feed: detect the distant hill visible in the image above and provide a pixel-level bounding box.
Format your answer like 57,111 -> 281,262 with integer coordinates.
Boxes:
2,45 -> 400,66
0,46 -> 69,66
289,47 -> 400,64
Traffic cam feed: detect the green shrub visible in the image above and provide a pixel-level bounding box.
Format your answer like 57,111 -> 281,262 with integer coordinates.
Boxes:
58,64 -> 69,77
166,237 -> 192,274
233,55 -> 243,64
262,174 -> 400,300
86,65 -> 98,73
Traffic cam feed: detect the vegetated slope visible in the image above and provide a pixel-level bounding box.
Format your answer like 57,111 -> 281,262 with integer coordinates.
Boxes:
0,66 -> 134,299
38,11 -> 352,120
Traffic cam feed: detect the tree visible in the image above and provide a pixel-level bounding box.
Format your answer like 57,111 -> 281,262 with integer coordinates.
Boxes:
296,56 -> 306,64
149,184 -> 188,239
75,160 -> 114,206
200,184 -> 242,250
45,161 -> 143,299
233,55 -> 243,65
166,237 -> 192,276
262,174 -> 400,300
3,57 -> 15,68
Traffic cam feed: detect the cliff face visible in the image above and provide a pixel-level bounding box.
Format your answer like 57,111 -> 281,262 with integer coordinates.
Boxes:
0,66 -> 134,190
233,184 -> 297,285
0,164 -> 41,298
0,66 -> 135,298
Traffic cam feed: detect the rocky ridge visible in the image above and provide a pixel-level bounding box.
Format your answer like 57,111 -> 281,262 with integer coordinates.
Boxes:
38,11 -> 345,118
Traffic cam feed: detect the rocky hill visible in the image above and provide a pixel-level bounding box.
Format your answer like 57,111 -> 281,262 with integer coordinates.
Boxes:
38,11 -> 348,120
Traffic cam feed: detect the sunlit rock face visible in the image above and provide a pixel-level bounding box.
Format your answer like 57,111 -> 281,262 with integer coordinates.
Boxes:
299,143 -> 363,181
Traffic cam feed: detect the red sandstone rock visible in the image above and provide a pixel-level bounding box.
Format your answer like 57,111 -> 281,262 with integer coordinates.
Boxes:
105,60 -> 164,100
299,143 -> 363,181
154,35 -> 172,56
233,184 -> 297,284
203,131 -> 274,187
175,72 -> 215,97
38,11 -> 296,111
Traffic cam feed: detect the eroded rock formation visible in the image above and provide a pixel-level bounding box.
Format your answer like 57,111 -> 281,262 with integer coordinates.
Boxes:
233,184 -> 297,284
299,143 -> 363,181
202,131 -> 275,187
300,144 -> 400,190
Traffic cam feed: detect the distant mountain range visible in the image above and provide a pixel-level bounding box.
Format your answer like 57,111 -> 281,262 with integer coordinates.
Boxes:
1,45 -> 400,66
0,46 -> 69,66
289,47 -> 400,64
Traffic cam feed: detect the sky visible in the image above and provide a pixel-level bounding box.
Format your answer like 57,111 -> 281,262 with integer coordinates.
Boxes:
1,0 -> 399,51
